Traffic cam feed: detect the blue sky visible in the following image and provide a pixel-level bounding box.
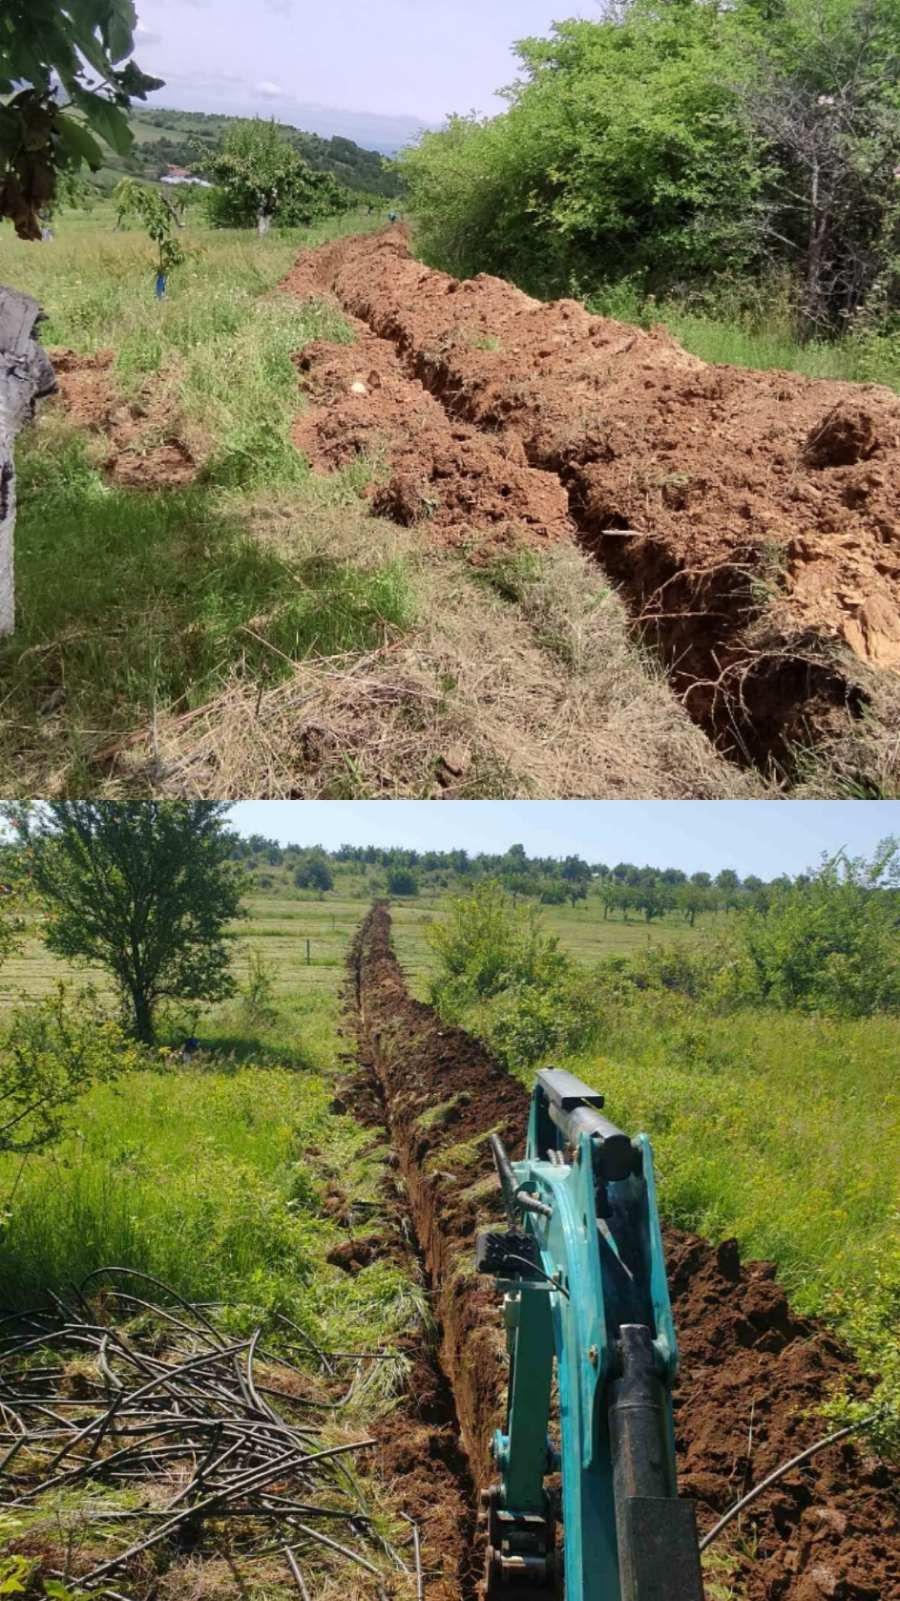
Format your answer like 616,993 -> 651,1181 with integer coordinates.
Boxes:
228,802 -> 900,878
134,2 -> 598,144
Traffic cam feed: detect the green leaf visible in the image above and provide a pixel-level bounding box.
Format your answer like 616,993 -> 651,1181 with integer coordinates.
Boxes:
70,87 -> 133,155
55,114 -> 105,170
107,0 -> 138,64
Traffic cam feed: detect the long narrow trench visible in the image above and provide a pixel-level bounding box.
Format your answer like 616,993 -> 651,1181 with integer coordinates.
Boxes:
347,902 -> 900,1601
339,961 -> 482,1601
283,231 -> 900,784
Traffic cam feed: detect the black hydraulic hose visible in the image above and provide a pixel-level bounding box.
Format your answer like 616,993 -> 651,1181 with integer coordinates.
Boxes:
698,1414 -> 880,1552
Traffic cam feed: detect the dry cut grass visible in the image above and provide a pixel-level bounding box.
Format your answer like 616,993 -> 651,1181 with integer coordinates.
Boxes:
110,500 -> 761,800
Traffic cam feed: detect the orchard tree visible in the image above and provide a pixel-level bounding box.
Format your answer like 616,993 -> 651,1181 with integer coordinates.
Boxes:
114,179 -> 187,296
203,119 -> 350,233
7,802 -> 245,1043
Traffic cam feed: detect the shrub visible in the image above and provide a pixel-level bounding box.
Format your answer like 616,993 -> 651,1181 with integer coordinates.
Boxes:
386,868 -> 418,897
294,856 -> 334,893
0,986 -> 140,1154
427,881 -> 567,1016
724,840 -> 900,1017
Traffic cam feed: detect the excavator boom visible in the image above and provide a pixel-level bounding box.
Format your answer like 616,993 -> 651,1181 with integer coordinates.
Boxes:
476,1068 -> 705,1601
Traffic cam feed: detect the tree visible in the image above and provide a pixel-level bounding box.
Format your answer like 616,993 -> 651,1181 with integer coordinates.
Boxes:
730,839 -> 900,1015
294,854 -> 334,893
739,0 -> 900,331
202,119 -> 350,233
561,855 -> 591,883
387,867 -> 419,897
8,802 -> 245,1043
1,1 -> 163,239
113,180 -> 187,295
397,0 -> 900,333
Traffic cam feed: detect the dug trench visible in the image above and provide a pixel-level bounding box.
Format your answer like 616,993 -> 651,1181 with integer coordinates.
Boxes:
283,230 -> 900,783
349,902 -> 900,1601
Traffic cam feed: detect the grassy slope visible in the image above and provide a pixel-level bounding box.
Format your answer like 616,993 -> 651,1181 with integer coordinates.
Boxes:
0,208 -> 418,792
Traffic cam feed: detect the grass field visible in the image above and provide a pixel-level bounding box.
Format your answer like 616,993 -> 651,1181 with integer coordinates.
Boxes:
0,205 -> 419,794
0,881 -> 719,1009
0,915 -> 423,1596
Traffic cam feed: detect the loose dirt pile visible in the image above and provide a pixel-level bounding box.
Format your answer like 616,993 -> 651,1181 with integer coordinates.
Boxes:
294,330 -> 571,561
284,230 -> 900,777
48,348 -> 198,488
350,903 -> 900,1601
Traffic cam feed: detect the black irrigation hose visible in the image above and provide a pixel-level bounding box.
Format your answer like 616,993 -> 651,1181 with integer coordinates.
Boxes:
78,1267 -> 226,1346
698,1414 -> 881,1553
1,1275 -> 395,1592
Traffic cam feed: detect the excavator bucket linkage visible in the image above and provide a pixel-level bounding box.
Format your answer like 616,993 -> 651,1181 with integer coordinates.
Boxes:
475,1068 -> 705,1601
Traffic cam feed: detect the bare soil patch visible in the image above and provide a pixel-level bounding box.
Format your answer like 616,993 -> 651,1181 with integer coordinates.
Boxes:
49,348 -> 198,488
350,902 -> 900,1601
284,231 -> 900,779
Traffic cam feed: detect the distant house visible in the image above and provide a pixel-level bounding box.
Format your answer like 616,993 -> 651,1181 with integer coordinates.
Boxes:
161,165 -> 211,188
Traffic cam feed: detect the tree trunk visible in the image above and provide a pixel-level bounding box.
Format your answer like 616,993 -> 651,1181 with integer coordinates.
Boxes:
129,986 -> 156,1045
0,287 -> 56,637
256,208 -> 272,236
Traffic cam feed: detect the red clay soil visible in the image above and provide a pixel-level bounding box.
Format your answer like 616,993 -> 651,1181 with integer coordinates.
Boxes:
350,903 -> 900,1601
48,348 -> 198,488
293,329 -> 571,561
283,230 -> 900,774
334,1013 -> 481,1601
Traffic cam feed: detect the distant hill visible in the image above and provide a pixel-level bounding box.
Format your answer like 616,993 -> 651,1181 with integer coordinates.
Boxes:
103,108 -> 403,198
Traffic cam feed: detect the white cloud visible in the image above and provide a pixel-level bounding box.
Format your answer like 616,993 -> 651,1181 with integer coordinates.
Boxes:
135,24 -> 162,45
256,80 -> 286,98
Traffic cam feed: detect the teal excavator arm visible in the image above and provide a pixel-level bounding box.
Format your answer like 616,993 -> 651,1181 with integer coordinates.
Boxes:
475,1068 -> 705,1601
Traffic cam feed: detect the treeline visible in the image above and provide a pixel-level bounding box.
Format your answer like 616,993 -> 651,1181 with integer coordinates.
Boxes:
398,0 -> 900,338
227,835 -> 853,923
428,840 -> 900,1063
122,109 -> 402,197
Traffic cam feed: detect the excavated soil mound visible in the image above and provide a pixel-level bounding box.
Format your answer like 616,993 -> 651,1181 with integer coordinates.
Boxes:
48,349 -> 198,489
293,326 -> 571,559
283,231 -> 900,775
351,903 -> 899,1601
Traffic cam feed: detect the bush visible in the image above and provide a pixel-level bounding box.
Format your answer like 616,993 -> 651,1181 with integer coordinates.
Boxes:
294,856 -> 334,893
387,868 -> 418,897
724,841 -> 900,1017
481,966 -> 603,1070
426,882 -> 603,1069
427,881 -> 567,1014
0,986 -> 140,1154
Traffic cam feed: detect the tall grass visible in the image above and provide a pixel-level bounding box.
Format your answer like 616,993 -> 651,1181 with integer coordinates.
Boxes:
585,278 -> 900,391
0,988 -> 419,1349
